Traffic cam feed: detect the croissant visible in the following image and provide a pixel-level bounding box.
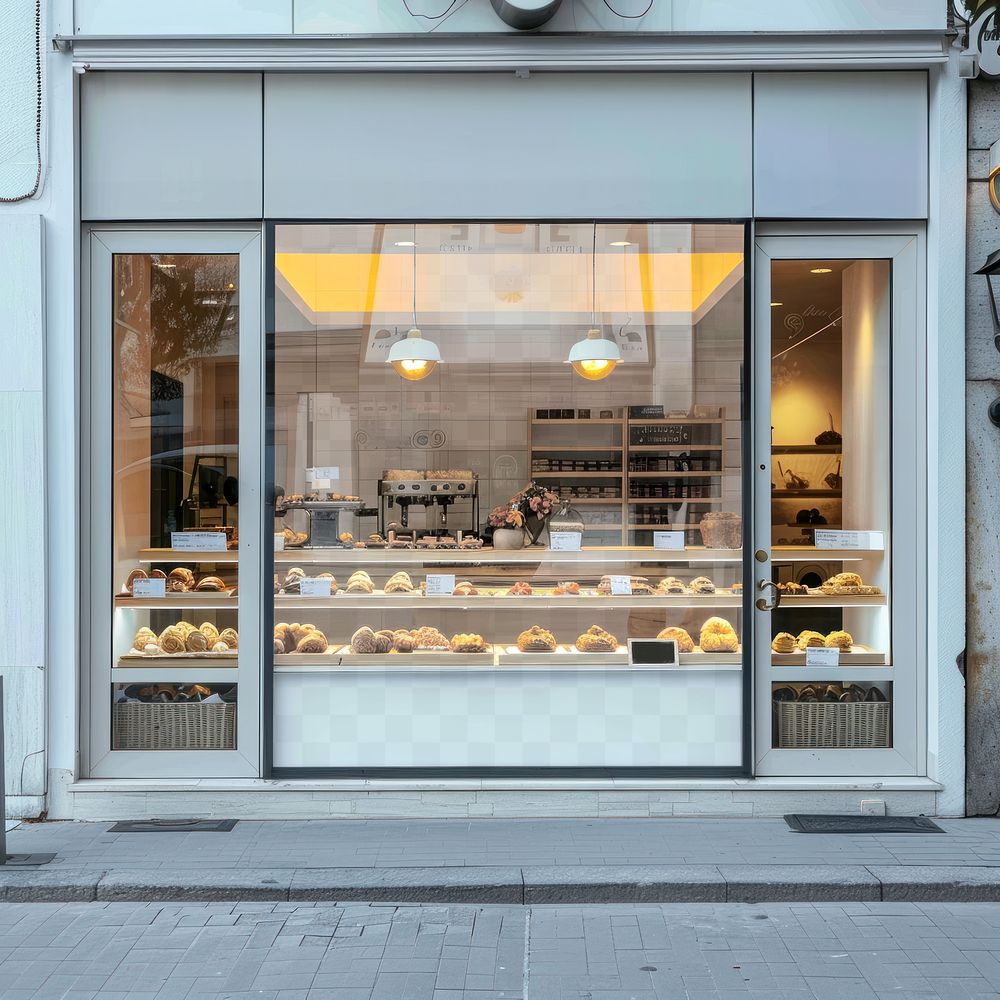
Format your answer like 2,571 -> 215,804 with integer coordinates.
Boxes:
274,624 -> 295,653
184,684 -> 212,700
200,622 -> 220,643
174,621 -> 197,637
133,627 -> 157,650
296,631 -> 328,654
452,581 -> 479,596
195,576 -> 227,592
185,629 -> 209,652
124,569 -> 148,594
158,627 -> 186,654
217,628 -> 239,650
167,568 -> 195,592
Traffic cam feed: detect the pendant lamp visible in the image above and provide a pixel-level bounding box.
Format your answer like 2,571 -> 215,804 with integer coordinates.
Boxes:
567,223 -> 621,381
387,227 -> 441,381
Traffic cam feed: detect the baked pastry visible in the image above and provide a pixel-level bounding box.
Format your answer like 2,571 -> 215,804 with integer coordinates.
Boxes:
392,629 -> 415,653
631,577 -> 655,596
385,571 -> 415,594
699,617 -> 739,652
796,630 -> 826,650
316,572 -> 338,593
657,577 -> 687,594
825,630 -> 853,650
516,626 -> 557,652
657,626 -> 694,653
574,625 -> 618,652
411,626 -> 450,650
553,581 -> 580,595
158,627 -> 186,654
274,623 -> 295,654
346,571 -> 374,594
771,632 -> 797,654
450,633 -> 487,653
273,636 -> 284,654
339,532 -> 353,544
459,536 -> 484,549
199,622 -> 220,644
350,626 -> 392,654
185,629 -> 209,652
124,569 -> 148,594
296,631 -> 328,654
778,581 -> 807,595
507,581 -> 532,596
217,628 -> 239,650
689,576 -> 716,595
828,572 -> 862,588
133,626 -> 157,650
195,576 -> 227,592
452,581 -> 479,596
167,567 -> 195,592
821,572 -> 881,596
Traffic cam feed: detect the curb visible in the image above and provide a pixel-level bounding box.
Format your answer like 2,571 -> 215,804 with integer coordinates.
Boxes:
4,865 -> 1000,904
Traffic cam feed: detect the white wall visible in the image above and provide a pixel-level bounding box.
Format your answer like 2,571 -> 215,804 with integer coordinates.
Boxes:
74,0 -> 946,36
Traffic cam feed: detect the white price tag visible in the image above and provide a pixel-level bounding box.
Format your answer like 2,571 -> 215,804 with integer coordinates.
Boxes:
425,574 -> 456,596
814,529 -> 885,551
549,531 -> 582,552
274,533 -> 286,551
171,531 -> 228,552
610,575 -> 632,596
805,645 -> 841,667
132,578 -> 166,598
653,531 -> 685,551
306,466 -> 340,483
299,577 -> 333,597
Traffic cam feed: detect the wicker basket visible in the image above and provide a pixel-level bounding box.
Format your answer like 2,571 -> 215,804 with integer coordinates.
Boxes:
698,512 -> 742,549
112,702 -> 236,751
776,701 -> 890,749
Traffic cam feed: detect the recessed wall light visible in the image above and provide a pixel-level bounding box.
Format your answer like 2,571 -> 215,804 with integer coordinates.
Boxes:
810,267 -> 833,274
609,240 -> 633,247
770,301 -> 783,307
394,240 -> 416,247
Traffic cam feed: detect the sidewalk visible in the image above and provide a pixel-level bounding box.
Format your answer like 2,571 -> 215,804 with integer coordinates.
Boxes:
4,817 -> 1000,903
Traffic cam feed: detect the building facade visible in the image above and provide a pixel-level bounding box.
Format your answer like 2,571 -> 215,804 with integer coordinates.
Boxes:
0,0 -> 969,819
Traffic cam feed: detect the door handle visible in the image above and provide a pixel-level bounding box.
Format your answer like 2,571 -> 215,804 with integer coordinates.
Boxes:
755,579 -> 781,612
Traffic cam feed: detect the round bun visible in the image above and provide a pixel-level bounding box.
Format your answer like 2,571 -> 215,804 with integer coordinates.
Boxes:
656,626 -> 694,653
296,631 -> 328,654
699,617 -> 738,652
218,628 -> 239,650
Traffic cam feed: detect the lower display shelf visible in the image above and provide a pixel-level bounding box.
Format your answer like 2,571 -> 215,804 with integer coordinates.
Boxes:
113,666 -> 238,683
771,645 -> 886,665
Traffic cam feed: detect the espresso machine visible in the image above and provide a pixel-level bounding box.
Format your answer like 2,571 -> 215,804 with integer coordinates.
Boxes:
378,472 -> 479,538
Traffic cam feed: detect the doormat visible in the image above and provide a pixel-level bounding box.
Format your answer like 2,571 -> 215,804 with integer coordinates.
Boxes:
785,814 -> 944,834
109,819 -> 238,833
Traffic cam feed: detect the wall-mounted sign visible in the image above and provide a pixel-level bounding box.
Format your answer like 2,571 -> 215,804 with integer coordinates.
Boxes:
955,2 -> 1000,77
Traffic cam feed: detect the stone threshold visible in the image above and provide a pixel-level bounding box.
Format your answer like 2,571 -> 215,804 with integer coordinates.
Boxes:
0,863 -> 995,904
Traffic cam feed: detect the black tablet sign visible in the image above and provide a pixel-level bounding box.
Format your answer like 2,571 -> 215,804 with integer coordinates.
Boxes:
628,639 -> 678,666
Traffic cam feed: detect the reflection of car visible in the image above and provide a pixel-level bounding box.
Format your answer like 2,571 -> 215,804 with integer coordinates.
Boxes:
117,445 -> 238,538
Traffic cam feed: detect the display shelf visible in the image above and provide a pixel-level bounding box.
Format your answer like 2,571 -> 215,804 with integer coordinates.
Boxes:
771,666 -> 892,681
628,523 -> 711,530
629,418 -> 722,426
532,471 -> 623,478
629,445 -> 724,452
112,666 -> 238,682
779,593 -> 886,607
114,594 -> 237,609
772,490 -> 842,499
772,547 -> 882,561
629,471 -> 724,478
274,591 -> 744,610
531,418 -> 622,425
531,446 -> 623,452
267,546 -> 743,565
771,444 -> 843,455
118,651 -> 237,663
561,498 -> 622,505
626,498 -> 724,504
139,548 -> 239,564
771,645 -> 886,666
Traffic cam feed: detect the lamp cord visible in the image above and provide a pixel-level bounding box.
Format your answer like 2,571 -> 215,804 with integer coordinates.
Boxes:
401,0 -> 462,19
601,0 -> 654,17
591,222 -> 598,328
412,223 -> 418,328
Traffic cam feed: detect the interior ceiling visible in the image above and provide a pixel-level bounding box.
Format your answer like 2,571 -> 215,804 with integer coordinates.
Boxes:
770,260 -> 852,318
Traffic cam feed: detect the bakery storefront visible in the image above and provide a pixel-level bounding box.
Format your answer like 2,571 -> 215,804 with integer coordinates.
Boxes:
74,46 -> 956,812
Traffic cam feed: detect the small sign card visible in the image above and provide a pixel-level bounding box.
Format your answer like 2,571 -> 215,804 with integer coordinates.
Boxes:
299,577 -> 333,597
610,575 -> 632,596
274,533 -> 285,551
425,574 -> 457,596
805,646 -> 841,667
653,531 -> 685,551
171,531 -> 228,552
132,577 -> 166,598
306,466 -> 340,485
628,638 -> 678,666
814,529 -> 885,551
549,531 -> 582,552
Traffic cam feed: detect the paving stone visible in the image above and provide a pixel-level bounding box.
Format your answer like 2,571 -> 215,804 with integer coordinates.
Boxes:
871,866 -> 1000,902
96,870 -> 292,902
289,867 -> 523,903
720,866 -> 882,902
522,865 -> 726,903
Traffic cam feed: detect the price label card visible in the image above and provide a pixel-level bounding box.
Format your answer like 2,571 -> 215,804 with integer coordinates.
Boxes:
171,531 -> 228,552
132,578 -> 166,598
306,466 -> 340,484
610,575 -> 632,596
274,533 -> 286,551
814,529 -> 885,551
425,574 -> 456,596
805,645 -> 841,667
549,531 -> 582,552
299,577 -> 333,597
654,531 -> 685,551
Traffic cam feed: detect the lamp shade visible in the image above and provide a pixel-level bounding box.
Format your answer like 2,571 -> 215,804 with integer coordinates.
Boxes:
567,328 -> 621,381
386,328 -> 441,381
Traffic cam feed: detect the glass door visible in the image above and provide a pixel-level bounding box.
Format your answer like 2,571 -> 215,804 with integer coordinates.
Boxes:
85,230 -> 263,777
753,234 -> 923,776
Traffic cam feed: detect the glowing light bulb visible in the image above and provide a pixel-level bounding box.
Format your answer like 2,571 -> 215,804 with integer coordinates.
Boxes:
391,357 -> 437,381
572,358 -> 617,381
386,328 -> 441,381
